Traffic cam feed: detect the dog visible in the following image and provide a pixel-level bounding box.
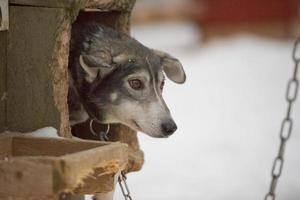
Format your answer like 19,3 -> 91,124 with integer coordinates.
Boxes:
68,24 -> 186,138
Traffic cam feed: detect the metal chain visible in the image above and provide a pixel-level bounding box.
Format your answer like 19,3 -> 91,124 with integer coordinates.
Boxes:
118,172 -> 133,200
89,119 -> 134,200
264,38 -> 300,200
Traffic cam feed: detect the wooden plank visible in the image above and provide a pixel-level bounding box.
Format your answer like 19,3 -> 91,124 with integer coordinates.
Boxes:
0,0 -> 9,31
9,0 -> 84,8
11,136 -> 107,157
0,32 -> 6,133
0,160 -> 54,196
0,137 -> 11,158
9,0 -> 135,11
0,196 -> 59,200
0,135 -> 128,196
61,142 -> 127,192
74,169 -> 118,194
85,0 -> 135,11
6,6 -> 65,132
73,122 -> 144,173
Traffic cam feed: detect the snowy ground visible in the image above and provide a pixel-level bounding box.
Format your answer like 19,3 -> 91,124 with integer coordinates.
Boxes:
99,22 -> 300,200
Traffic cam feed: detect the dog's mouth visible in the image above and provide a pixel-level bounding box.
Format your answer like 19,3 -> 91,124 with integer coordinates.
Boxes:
131,120 -> 142,131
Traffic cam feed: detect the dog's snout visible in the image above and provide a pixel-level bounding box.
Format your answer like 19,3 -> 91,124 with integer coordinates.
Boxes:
161,121 -> 177,136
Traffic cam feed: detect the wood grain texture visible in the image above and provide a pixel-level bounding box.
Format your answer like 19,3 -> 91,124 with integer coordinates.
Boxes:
0,32 -> 6,133
9,0 -> 85,8
74,170 -> 117,193
0,196 -> 59,200
0,137 -> 11,158
85,0 -> 135,11
0,135 -> 128,196
9,0 -> 135,11
50,14 -> 73,138
0,160 -> 54,197
6,6 -> 64,132
72,122 -> 144,173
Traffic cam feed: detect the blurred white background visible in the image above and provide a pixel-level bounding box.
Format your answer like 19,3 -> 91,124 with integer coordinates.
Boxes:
110,22 -> 300,200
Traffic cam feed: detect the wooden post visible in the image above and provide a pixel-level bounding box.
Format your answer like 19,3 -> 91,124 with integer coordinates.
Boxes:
6,6 -> 69,134
0,31 -> 7,133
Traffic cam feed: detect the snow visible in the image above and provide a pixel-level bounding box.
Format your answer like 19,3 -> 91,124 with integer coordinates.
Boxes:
112,22 -> 300,200
26,127 -> 61,138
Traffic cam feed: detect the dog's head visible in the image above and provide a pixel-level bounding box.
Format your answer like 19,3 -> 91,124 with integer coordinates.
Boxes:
71,25 -> 186,138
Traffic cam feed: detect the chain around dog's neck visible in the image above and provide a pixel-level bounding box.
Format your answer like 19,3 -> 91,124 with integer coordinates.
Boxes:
89,118 -> 110,141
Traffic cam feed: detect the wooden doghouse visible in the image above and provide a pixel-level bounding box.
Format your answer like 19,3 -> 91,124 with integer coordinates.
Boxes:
0,0 -> 144,199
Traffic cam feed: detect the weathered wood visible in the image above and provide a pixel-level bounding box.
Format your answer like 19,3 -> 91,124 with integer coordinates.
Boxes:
0,32 -> 6,133
74,169 -> 118,193
0,136 -> 11,158
6,6 -> 65,133
109,125 -> 144,172
0,196 -> 59,200
0,0 -> 9,31
0,135 -> 128,197
9,0 -> 135,11
9,0 -> 84,8
0,160 -> 54,197
72,122 -> 144,173
50,14 -> 73,138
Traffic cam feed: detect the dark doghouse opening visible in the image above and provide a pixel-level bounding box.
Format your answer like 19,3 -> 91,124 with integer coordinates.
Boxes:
0,9 -> 2,25
74,10 -> 122,28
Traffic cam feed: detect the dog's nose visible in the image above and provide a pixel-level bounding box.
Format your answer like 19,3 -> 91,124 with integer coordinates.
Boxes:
161,122 -> 177,136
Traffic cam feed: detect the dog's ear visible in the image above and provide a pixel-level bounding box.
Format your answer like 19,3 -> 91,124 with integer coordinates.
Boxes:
79,53 -> 129,82
153,50 -> 186,84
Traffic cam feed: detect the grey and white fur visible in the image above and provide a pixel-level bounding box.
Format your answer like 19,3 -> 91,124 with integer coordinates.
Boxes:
68,24 -> 186,138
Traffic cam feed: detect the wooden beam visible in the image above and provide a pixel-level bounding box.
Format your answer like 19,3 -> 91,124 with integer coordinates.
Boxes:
72,122 -> 144,173
0,135 -> 128,197
0,31 -> 7,133
9,0 -> 84,8
0,160 -> 54,197
9,0 -> 135,11
6,6 -> 66,133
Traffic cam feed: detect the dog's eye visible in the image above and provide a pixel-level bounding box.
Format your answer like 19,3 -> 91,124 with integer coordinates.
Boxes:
160,80 -> 165,91
128,79 -> 144,90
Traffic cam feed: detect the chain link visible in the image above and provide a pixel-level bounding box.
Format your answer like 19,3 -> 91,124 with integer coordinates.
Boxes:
118,172 -> 133,200
264,38 -> 300,200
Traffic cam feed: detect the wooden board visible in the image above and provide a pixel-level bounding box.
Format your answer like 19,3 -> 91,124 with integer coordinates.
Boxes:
6,6 -> 65,132
9,0 -> 83,8
9,0 -> 135,11
72,122 -> 144,173
0,32 -> 6,133
0,135 -> 128,197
